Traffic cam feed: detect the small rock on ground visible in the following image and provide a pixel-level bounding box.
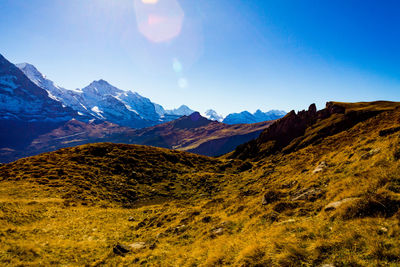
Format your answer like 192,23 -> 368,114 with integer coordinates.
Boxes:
129,242 -> 146,250
113,244 -> 131,255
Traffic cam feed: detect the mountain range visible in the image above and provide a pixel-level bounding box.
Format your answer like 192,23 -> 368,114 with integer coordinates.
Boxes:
15,58 -> 286,126
16,62 -> 195,128
0,53 -> 283,162
222,109 -> 287,124
0,111 -> 273,162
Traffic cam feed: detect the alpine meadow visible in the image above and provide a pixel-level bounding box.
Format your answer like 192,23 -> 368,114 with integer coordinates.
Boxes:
1,0 -> 400,266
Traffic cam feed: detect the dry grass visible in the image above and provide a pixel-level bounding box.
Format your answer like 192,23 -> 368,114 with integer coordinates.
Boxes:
0,101 -> 400,266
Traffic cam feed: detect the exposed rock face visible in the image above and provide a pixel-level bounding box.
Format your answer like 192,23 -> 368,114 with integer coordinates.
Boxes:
231,102 -> 388,160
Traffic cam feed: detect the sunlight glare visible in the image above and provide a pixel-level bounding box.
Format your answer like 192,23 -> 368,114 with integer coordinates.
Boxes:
134,0 -> 184,43
172,58 -> 183,73
141,0 -> 158,4
178,78 -> 188,88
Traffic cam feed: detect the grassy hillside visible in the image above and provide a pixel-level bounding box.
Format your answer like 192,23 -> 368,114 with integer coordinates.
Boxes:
0,101 -> 400,266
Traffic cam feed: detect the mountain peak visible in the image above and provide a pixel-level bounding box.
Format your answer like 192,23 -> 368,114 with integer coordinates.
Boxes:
16,63 -> 45,82
223,109 -> 286,124
204,109 -> 223,122
173,111 -> 211,129
92,79 -> 110,85
83,79 -> 123,96
0,54 -> 76,122
166,105 -> 195,116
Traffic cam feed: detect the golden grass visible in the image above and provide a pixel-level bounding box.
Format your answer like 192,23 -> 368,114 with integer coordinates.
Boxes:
0,102 -> 400,265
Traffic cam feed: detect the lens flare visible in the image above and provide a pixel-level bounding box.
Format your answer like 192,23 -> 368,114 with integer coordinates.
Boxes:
178,78 -> 188,88
172,58 -> 183,73
141,0 -> 158,4
134,0 -> 184,43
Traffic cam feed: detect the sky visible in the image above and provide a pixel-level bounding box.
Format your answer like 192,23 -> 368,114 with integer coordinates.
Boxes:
0,0 -> 399,116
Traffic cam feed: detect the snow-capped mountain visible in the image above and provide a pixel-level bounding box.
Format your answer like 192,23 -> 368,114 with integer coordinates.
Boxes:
80,80 -> 151,128
223,109 -> 286,124
165,105 -> 195,116
16,63 -> 91,118
17,63 -> 198,128
14,60 -> 284,128
0,55 -> 75,122
204,109 -> 223,122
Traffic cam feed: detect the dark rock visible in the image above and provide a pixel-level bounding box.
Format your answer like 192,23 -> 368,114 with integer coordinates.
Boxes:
273,201 -> 298,213
231,101 -> 386,160
237,161 -> 253,172
261,190 -> 283,205
113,244 -> 131,255
379,126 -> 400,136
201,216 -> 212,223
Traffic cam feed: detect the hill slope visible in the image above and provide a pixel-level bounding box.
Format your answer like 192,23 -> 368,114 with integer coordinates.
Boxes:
1,112 -> 273,162
0,101 -> 400,266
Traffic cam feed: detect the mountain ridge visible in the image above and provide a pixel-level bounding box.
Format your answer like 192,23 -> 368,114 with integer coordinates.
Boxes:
223,109 -> 286,124
0,112 -> 274,162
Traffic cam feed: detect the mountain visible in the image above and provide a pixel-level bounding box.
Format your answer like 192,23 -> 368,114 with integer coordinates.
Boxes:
15,61 -> 285,128
15,63 -> 92,118
204,109 -> 224,122
0,55 -> 76,122
230,101 -> 400,160
0,54 -> 78,152
165,105 -> 195,116
17,63 -> 197,128
1,100 -> 400,266
79,80 -> 153,128
223,109 -> 286,124
0,112 -> 275,162
115,112 -> 274,156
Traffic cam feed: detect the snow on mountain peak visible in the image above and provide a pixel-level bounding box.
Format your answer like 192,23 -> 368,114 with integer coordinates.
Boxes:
222,109 -> 286,124
83,79 -> 124,96
16,63 -> 46,85
166,105 -> 195,116
14,60 -> 199,128
204,109 -> 223,122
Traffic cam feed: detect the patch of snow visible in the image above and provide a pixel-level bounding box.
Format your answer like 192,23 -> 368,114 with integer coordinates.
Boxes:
124,104 -> 139,114
91,106 -> 103,114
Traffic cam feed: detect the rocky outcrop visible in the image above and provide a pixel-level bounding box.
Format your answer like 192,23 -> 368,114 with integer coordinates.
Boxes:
230,101 -> 392,160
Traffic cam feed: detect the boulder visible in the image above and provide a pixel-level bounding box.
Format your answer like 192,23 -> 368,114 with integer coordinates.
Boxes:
324,198 -> 359,211
261,190 -> 283,205
312,161 -> 327,174
129,242 -> 146,250
113,244 -> 131,255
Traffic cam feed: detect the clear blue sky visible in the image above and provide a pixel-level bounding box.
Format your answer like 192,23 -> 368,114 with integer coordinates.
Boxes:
1,0 -> 399,115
